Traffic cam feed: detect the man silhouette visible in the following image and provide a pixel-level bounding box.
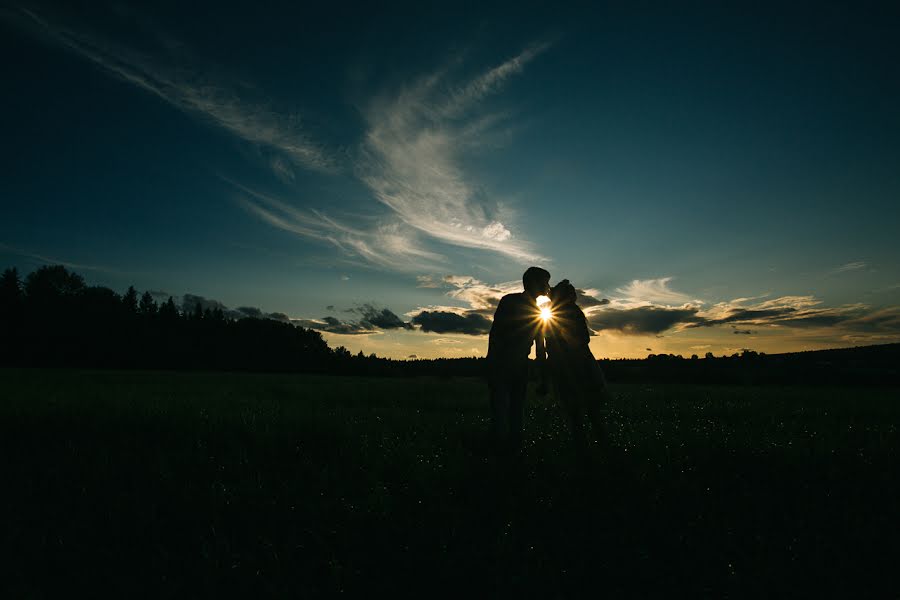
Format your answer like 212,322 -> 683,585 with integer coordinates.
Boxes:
486,266 -> 551,450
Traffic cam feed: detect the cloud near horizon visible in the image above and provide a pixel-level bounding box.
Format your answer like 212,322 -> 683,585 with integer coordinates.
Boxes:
410,310 -> 492,335
583,278 -> 896,340
186,272 -> 898,344
293,304 -> 412,335
349,304 -> 413,330
181,294 -> 290,322
588,306 -> 699,335
291,315 -> 377,335
402,274 -> 612,336
295,275 -> 522,337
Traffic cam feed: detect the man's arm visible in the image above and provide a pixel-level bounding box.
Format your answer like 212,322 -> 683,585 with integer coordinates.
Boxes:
535,321 -> 549,395
534,329 -> 547,362
490,296 -> 509,330
486,296 -> 509,360
577,307 -> 591,346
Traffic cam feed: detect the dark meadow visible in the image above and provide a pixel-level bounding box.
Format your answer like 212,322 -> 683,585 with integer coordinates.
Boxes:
2,265 -> 899,596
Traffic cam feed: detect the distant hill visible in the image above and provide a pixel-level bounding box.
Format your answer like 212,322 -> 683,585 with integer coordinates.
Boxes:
599,343 -> 900,386
766,343 -> 900,363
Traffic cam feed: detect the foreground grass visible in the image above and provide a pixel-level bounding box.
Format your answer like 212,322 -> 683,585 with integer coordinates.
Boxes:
2,369 -> 898,596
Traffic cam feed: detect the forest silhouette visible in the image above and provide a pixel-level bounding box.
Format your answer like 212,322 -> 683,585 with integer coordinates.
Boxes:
1,265 -> 897,384
0,265 -> 481,376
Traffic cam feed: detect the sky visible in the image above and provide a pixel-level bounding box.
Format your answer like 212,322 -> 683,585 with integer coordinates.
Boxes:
2,1 -> 899,359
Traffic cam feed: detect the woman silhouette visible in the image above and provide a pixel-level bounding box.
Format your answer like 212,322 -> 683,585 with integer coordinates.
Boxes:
545,279 -> 611,451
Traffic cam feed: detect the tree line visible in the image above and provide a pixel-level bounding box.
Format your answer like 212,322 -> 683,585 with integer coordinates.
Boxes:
0,265 -> 489,377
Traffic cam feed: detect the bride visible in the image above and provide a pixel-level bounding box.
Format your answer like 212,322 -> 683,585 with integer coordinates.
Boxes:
544,279 -> 611,451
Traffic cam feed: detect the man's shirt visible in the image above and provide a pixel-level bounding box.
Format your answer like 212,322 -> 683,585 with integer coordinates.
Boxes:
487,292 -> 545,366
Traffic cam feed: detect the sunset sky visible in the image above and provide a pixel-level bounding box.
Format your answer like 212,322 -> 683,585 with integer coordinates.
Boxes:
2,2 -> 899,359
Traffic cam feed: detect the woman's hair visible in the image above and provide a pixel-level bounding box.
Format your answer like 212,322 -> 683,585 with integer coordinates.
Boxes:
550,279 -> 577,305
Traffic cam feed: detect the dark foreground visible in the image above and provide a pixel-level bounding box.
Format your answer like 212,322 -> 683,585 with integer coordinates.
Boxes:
2,369 -> 898,596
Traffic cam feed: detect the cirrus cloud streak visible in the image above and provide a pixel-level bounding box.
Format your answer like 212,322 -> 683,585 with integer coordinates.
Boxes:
358,44 -> 551,263
10,7 -> 333,173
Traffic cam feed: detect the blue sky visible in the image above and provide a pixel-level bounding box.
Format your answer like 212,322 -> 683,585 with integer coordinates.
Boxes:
2,1 -> 899,358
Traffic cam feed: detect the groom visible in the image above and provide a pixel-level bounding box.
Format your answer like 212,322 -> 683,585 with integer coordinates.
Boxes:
486,266 -> 551,450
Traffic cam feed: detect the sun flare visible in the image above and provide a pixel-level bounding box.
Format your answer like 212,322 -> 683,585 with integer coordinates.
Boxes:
536,295 -> 552,322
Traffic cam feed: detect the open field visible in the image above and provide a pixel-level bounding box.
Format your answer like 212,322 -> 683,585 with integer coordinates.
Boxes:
2,369 -> 898,596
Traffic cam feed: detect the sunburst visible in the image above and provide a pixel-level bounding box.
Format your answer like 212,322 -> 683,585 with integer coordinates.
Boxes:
536,295 -> 552,323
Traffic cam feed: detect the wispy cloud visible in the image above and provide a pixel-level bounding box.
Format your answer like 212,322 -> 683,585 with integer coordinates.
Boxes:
577,277 -> 698,334
357,44 -> 550,262
229,178 -> 445,271
440,42 -> 552,118
12,6 -> 552,270
415,275 -> 446,288
614,277 -> 700,307
0,242 -> 118,273
693,295 -> 865,329
833,261 -> 867,273
12,7 -> 333,174
442,275 -> 522,313
840,306 -> 900,333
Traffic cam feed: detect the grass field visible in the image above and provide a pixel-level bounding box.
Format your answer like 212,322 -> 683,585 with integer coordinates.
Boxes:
2,369 -> 898,596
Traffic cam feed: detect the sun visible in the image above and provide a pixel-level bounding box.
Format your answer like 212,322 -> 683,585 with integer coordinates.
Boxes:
536,295 -> 552,323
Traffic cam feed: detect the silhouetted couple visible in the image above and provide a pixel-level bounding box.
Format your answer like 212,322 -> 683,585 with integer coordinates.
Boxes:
486,266 -> 610,452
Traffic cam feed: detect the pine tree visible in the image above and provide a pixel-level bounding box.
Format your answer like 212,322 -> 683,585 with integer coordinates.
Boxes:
159,297 -> 179,321
24,265 -> 85,299
0,267 -> 23,310
0,268 -> 24,350
122,286 -> 138,314
139,291 -> 158,317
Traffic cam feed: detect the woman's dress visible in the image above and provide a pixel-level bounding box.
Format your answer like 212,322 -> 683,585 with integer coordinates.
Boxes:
545,303 -> 607,395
